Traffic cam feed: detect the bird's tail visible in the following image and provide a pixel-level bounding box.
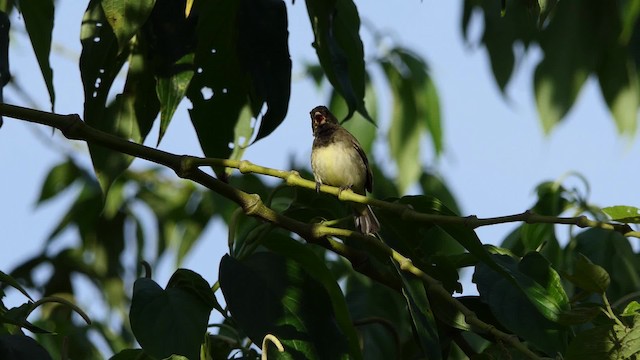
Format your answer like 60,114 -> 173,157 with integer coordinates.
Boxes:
355,205 -> 380,235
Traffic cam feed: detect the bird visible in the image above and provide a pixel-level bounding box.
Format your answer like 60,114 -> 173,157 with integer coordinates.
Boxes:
309,105 -> 380,235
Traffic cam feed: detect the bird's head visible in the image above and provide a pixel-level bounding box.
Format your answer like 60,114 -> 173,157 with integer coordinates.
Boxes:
310,105 -> 338,133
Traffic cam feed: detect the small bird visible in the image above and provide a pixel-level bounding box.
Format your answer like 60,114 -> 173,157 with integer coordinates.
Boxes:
310,105 -> 380,234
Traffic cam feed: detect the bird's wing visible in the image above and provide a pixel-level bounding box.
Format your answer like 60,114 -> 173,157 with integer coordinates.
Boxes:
352,139 -> 373,193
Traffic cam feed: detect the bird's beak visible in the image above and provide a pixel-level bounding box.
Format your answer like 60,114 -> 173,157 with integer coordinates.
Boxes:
313,112 -> 325,126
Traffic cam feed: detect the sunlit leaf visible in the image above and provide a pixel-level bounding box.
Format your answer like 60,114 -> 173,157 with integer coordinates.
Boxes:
101,0 -> 155,52
566,320 -> 640,360
602,205 -> 640,224
156,53 -> 194,145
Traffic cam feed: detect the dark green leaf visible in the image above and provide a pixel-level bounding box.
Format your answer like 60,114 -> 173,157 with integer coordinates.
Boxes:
597,40 -> 639,135
0,271 -> 33,302
382,60 -> 421,193
263,233 -> 362,360
566,320 -> 640,360
393,263 -> 442,360
474,253 -> 569,355
80,0 -> 131,193
101,0 -> 156,52
331,74 -> 377,155
565,253 -> 611,294
238,0 -> 291,142
573,228 -> 640,302
558,305 -> 604,326
305,0 -> 370,122
219,252 -> 350,360
109,349 -> 154,360
36,159 -> 81,204
130,274 -> 213,360
0,334 -> 53,360
534,0 -> 609,132
156,53 -> 194,145
602,205 -> 640,223
187,0 -> 247,161
20,0 -> 55,110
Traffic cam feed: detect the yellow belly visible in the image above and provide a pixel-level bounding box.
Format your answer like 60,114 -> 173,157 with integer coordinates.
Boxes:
311,142 -> 367,194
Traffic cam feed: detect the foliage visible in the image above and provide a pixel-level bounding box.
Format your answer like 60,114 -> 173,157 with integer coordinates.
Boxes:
1,1 -> 640,360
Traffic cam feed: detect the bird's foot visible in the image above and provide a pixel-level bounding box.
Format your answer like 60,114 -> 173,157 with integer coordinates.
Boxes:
315,181 -> 321,193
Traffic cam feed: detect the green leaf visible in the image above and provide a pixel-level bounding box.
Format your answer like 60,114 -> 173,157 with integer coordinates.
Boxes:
36,159 -> 81,204
534,0 -> 608,133
598,41 -> 639,135
219,252 -> 350,360
393,263 -> 442,360
156,53 -> 195,145
101,0 -> 156,53
566,320 -> 640,360
305,0 -> 370,122
187,0 -> 247,160
623,301 -> 640,317
602,205 -> 640,223
474,253 -> 569,355
382,61 -> 421,193
109,349 -> 154,360
574,228 -> 640,301
0,334 -> 53,360
565,253 -> 611,294
0,271 -> 33,302
80,0 -> 130,194
130,271 -> 214,360
227,105 -> 254,171
331,73 -> 377,155
19,0 -> 55,110
238,0 -> 291,142
263,233 -> 362,360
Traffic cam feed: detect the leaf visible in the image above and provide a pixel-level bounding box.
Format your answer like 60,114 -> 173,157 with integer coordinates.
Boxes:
393,263 -> 442,360
534,0 -> 608,133
623,301 -> 640,317
263,233 -> 362,360
237,0 -> 291,142
36,159 -> 81,204
305,0 -> 371,122
0,334 -> 53,360
566,320 -> 640,360
101,0 -> 156,52
382,60 -> 421,193
129,271 -> 214,360
19,0 -> 55,110
219,252 -> 351,359
109,349 -> 154,360
574,228 -> 640,301
156,53 -> 195,145
474,253 -> 569,355
187,0 -> 247,160
602,205 -> 640,224
565,253 -> 610,294
80,0 -> 130,194
0,271 -> 33,301
598,40 -> 639,136
331,73 -> 377,155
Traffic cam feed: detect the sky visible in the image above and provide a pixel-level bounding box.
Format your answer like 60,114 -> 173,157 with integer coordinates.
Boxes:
1,0 -> 639,347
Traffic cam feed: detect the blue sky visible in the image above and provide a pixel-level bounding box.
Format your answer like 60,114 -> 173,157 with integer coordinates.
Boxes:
1,0 -> 639,334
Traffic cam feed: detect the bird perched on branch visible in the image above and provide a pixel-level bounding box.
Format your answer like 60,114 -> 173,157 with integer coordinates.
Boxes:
310,105 -> 380,234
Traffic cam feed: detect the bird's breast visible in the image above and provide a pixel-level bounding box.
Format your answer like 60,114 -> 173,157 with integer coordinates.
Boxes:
311,141 -> 367,194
